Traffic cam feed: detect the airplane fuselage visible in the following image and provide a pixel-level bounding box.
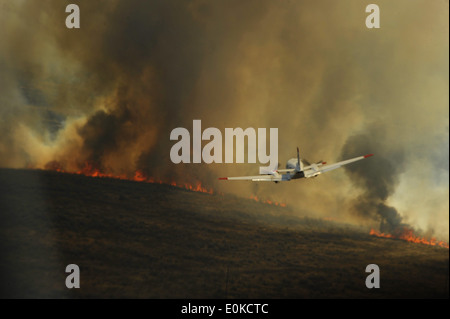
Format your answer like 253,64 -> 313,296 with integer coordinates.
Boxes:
285,158 -> 320,179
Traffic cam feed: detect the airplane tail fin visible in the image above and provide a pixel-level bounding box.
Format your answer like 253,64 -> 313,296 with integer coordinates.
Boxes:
296,147 -> 302,171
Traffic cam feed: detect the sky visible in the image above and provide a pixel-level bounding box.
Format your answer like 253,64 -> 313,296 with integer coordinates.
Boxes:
0,0 -> 448,240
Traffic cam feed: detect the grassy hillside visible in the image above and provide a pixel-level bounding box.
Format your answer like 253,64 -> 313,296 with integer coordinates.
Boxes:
0,168 -> 448,298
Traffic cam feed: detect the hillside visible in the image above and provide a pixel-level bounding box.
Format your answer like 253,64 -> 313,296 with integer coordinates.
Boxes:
0,168 -> 448,298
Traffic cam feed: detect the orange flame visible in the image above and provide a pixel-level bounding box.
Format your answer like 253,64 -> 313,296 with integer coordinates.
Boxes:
249,194 -> 287,208
46,163 -> 292,202
133,170 -> 147,182
47,164 -> 214,195
370,228 -> 449,249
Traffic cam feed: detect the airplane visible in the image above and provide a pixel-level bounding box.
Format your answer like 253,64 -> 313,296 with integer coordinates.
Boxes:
219,147 -> 373,183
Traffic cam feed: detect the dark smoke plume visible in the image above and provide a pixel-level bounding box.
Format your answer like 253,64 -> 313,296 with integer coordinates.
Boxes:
340,126 -> 407,233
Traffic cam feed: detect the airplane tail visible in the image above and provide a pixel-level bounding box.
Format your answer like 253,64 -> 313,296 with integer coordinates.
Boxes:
296,147 -> 303,171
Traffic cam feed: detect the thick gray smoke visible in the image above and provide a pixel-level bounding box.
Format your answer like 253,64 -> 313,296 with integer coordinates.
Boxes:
340,126 -> 406,233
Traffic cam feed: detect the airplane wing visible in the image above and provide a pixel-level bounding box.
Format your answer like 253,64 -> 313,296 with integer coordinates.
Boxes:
219,175 -> 283,182
318,153 -> 373,174
275,168 -> 295,173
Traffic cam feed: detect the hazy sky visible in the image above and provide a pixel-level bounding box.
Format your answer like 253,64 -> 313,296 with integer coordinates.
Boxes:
0,0 -> 448,239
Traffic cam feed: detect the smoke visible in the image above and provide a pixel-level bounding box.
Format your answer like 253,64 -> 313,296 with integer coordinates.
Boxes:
0,0 -> 448,239
340,126 -> 406,233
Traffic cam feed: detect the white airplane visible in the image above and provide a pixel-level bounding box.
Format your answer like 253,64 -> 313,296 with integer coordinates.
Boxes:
219,147 -> 373,183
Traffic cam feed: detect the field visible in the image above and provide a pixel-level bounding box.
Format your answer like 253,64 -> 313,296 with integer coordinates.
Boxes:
0,168 -> 448,298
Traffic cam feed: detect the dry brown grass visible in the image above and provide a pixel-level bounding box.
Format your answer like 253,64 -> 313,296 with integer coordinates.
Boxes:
0,168 -> 448,298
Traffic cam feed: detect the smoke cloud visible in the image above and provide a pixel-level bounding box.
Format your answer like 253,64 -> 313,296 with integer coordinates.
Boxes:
0,0 -> 448,239
340,126 -> 406,233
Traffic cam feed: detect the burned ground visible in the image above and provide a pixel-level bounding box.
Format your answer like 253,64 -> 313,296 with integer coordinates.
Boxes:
0,168 -> 448,298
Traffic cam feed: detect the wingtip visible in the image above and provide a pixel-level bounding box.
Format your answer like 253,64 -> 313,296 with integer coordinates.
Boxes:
218,177 -> 228,180
364,153 -> 374,158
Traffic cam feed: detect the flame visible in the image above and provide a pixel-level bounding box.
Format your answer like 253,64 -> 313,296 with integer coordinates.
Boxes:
133,170 -> 147,182
45,162 -> 290,203
76,162 -> 127,180
46,163 -> 214,195
171,181 -> 213,194
370,228 -> 449,249
249,194 -> 287,208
